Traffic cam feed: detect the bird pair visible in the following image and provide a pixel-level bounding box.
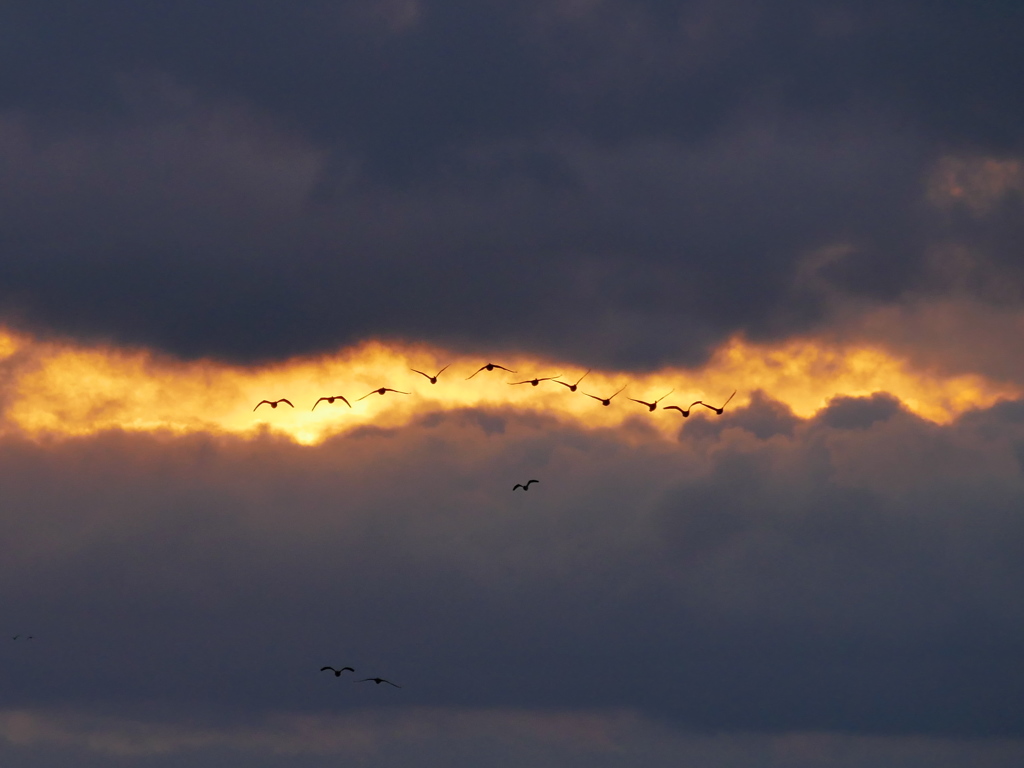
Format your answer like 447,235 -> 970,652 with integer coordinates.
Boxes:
320,666 -> 400,687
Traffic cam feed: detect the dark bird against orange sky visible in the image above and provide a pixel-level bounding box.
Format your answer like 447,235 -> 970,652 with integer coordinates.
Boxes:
629,389 -> 674,412
312,395 -> 351,410
467,363 -> 516,379
357,677 -> 401,687
357,388 -> 411,401
553,370 -> 591,392
509,375 -> 560,387
697,390 -> 737,415
664,402 -> 704,418
513,480 -> 539,490
321,666 -> 355,677
584,386 -> 627,406
411,364 -> 450,384
254,399 -> 294,411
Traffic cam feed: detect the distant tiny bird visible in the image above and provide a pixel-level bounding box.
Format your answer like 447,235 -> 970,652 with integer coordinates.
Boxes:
697,390 -> 737,415
629,389 -> 675,412
357,677 -> 401,687
357,388 -> 411,401
664,401 -> 704,418
321,666 -> 355,677
254,399 -> 294,411
513,480 -> 539,491
11,635 -> 18,640
411,364 -> 450,384
467,363 -> 516,379
584,386 -> 626,406
509,375 -> 560,387
553,370 -> 591,392
313,395 -> 351,410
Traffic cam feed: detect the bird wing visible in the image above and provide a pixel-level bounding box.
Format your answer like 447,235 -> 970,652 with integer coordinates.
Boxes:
721,390 -> 737,408
280,399 -> 295,407
434,364 -> 451,377
312,398 -> 327,410
385,389 -> 410,394
574,369 -> 591,385
254,400 -> 272,411
583,393 -> 604,401
339,396 -> 352,407
495,365 -> 515,373
466,366 -> 487,379
341,666 -> 354,672
628,397 -> 653,407
508,380 -> 531,385
321,667 -> 335,672
383,679 -> 401,687
357,391 -> 376,401
410,368 -> 430,379
527,480 -> 539,487
513,484 -> 524,490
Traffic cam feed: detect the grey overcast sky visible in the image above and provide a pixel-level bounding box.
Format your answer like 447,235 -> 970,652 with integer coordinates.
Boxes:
2,2 -> 1024,766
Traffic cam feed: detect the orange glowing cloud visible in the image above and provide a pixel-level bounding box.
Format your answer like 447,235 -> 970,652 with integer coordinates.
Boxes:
0,326 -> 1018,445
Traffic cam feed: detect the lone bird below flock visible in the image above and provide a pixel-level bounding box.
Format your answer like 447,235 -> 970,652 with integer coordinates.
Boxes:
358,388 -> 410,401
467,363 -> 516,379
411,364 -> 450,384
513,480 -> 539,491
312,395 -> 351,410
358,677 -> 401,687
254,399 -> 294,411
321,666 -> 355,677
629,389 -> 674,412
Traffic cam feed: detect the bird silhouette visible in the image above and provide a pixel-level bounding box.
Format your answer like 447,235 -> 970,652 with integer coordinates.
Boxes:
553,370 -> 591,392
509,375 -> 560,387
467,363 -> 516,379
313,395 -> 351,410
254,399 -> 294,411
321,666 -> 355,677
411,364 -> 450,384
697,390 -> 737,415
584,385 -> 626,406
357,677 -> 401,687
357,388 -> 411,401
664,401 -> 704,418
629,389 -> 675,412
11,635 -> 18,640
513,480 -> 539,490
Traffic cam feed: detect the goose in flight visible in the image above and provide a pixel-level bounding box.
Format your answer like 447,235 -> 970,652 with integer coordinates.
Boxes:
411,364 -> 450,384
357,388 -> 411,401
513,480 -> 539,491
254,399 -> 294,411
357,677 -> 401,687
697,391 -> 737,415
313,395 -> 351,410
664,401 -> 704,418
584,385 -> 626,406
553,370 -> 591,392
467,363 -> 516,380
629,389 -> 674,412
509,375 -> 560,387
321,666 -> 355,677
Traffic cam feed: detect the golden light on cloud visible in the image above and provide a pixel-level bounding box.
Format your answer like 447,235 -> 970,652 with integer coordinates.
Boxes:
0,326 -> 1018,445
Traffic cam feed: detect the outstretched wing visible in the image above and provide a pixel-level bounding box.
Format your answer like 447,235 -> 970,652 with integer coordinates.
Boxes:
321,666 -> 335,672
357,390 -> 376,401
434,364 -> 451,377
339,396 -> 352,408
526,479 -> 539,487
279,399 -> 294,408
513,484 -> 524,490
466,365 -> 488,379
382,679 -> 402,687
411,368 -> 431,379
312,397 -> 327,410
254,400 -> 272,411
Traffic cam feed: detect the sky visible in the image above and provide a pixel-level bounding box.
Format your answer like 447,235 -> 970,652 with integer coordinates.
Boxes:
2,1 -> 1024,765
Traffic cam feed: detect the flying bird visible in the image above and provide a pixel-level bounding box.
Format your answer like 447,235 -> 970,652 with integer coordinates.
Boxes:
321,666 -> 355,677
697,390 -> 737,415
584,385 -> 626,406
313,395 -> 351,410
411,364 -> 450,384
254,399 -> 294,411
664,401 -> 704,418
629,389 -> 675,412
357,388 -> 411,401
513,480 -> 540,491
467,363 -> 516,379
509,375 -> 560,387
357,677 -> 401,687
553,370 -> 591,392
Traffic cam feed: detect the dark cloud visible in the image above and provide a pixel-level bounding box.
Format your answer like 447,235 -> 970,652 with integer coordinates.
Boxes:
3,396 -> 1024,740
0,1 -> 1023,365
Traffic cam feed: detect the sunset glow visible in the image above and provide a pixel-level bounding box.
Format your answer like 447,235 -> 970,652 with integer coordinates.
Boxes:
2,327 -> 1016,445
